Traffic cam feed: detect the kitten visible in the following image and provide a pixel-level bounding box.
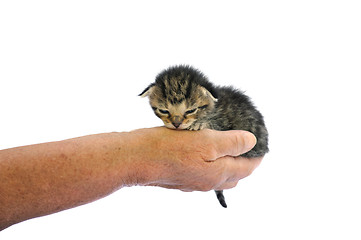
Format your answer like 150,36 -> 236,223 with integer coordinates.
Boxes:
140,65 -> 269,208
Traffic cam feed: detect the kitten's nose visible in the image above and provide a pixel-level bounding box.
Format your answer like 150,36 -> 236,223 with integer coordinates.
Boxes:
171,116 -> 183,128
172,121 -> 181,128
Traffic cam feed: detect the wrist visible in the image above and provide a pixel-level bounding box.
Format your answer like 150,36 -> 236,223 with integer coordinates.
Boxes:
121,128 -> 165,187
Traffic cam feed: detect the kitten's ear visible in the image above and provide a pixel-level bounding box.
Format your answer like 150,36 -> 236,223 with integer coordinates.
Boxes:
139,83 -> 155,98
199,86 -> 218,102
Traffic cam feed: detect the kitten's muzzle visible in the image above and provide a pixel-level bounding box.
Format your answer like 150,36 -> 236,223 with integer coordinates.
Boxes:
171,116 -> 183,129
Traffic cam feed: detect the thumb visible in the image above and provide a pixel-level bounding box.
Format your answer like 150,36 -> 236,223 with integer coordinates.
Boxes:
210,130 -> 257,160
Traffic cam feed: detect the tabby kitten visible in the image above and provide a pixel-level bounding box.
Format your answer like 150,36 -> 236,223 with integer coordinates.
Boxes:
140,65 -> 269,208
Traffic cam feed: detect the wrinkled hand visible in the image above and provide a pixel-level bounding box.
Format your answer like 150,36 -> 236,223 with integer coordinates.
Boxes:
130,127 -> 263,192
0,127 -> 263,230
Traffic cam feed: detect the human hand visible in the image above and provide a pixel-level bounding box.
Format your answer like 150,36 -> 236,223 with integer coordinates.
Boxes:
128,127 -> 262,192
0,127 -> 261,230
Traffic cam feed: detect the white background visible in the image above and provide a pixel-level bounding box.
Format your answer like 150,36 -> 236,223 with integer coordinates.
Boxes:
1,0 -> 360,239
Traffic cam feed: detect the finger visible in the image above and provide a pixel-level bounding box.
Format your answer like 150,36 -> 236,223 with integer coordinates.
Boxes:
222,156 -> 263,181
147,183 -> 189,191
205,130 -> 257,160
215,181 -> 239,190
212,156 -> 263,191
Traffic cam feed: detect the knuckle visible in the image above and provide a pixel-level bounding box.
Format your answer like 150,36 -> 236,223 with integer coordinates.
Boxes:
233,133 -> 245,155
197,176 -> 219,192
198,144 -> 218,161
199,184 -> 214,192
241,161 -> 255,178
230,181 -> 238,188
222,181 -> 238,190
207,148 -> 218,161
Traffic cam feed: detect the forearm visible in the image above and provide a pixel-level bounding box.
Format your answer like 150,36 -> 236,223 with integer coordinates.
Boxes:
0,131 -> 143,230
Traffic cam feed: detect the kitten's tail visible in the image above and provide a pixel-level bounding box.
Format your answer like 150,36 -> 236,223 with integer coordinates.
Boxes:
215,190 -> 227,208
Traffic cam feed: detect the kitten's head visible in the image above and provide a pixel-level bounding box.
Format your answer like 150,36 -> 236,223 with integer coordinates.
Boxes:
140,65 -> 218,129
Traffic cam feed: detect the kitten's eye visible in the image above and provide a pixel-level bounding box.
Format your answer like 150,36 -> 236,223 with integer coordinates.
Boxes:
199,105 -> 208,109
158,109 -> 169,114
185,108 -> 197,115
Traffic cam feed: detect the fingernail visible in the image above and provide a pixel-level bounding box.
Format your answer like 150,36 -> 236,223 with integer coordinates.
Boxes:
242,131 -> 257,152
